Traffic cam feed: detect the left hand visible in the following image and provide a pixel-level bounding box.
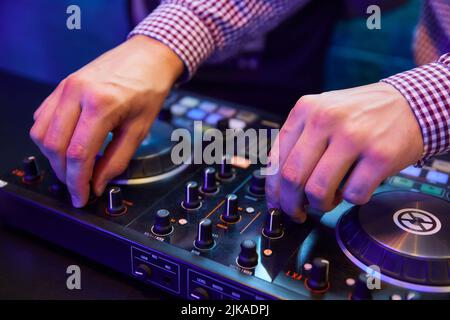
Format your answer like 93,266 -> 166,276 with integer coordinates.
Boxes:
265,82 -> 424,223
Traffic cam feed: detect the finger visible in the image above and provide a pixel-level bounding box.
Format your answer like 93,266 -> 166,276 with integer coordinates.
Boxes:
305,139 -> 358,212
65,112 -> 114,207
41,88 -> 82,182
265,105 -> 307,209
342,157 -> 390,205
92,121 -> 149,196
29,84 -> 65,145
279,125 -> 328,222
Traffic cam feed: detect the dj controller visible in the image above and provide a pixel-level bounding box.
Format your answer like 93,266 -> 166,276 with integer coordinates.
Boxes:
0,90 -> 449,300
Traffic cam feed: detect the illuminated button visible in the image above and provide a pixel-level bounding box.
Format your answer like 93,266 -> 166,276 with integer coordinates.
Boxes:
186,108 -> 207,120
217,106 -> 236,117
173,117 -> 193,129
236,111 -> 257,123
178,96 -> 199,108
420,183 -> 444,197
391,176 -> 414,189
229,118 -> 246,130
390,294 -> 402,300
199,101 -> 218,112
400,166 -> 422,178
431,159 -> 450,173
205,113 -> 224,126
170,103 -> 187,116
425,171 -> 448,184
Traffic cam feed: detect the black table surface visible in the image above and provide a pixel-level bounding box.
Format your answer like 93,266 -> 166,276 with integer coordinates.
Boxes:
0,70 -> 170,299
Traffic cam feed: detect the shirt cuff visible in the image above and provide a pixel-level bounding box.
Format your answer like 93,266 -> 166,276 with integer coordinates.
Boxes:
128,3 -> 215,81
381,59 -> 450,165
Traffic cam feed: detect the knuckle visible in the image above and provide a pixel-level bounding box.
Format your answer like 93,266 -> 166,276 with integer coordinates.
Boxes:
344,188 -> 370,205
309,108 -> 335,129
64,74 -> 83,90
305,181 -> 328,204
366,146 -> 393,165
29,126 -> 44,144
281,166 -> 302,188
66,142 -> 89,162
42,138 -> 63,155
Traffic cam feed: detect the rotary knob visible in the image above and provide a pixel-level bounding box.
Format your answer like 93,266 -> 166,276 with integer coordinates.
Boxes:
134,264 -> 152,281
221,194 -> 240,223
351,273 -> 373,300
306,257 -> 330,292
182,181 -> 201,209
107,187 -> 126,215
218,156 -> 233,180
194,218 -> 215,250
263,208 -> 284,238
248,169 -> 265,196
237,239 -> 259,269
201,167 -> 218,194
152,209 -> 173,236
22,156 -> 41,183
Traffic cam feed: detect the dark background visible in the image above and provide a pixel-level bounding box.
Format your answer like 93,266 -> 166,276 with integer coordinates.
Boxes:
0,0 -> 422,299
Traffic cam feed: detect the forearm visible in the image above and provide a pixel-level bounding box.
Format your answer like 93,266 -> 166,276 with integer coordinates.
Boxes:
128,0 -> 310,80
381,53 -> 450,164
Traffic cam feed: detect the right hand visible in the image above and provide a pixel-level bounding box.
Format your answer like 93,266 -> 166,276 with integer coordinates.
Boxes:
30,35 -> 183,208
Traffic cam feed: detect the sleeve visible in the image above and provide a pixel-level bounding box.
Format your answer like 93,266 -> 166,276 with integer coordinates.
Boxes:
381,53 -> 450,165
128,0 -> 310,80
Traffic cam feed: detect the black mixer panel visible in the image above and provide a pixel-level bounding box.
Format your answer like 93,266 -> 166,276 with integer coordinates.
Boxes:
0,90 -> 449,300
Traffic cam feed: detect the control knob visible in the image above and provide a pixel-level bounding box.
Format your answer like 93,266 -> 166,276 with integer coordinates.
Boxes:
237,239 -> 258,269
221,194 -> 240,223
194,218 -> 215,250
263,208 -> 284,238
107,187 -> 126,215
22,156 -> 41,183
306,257 -> 330,292
152,209 -> 173,236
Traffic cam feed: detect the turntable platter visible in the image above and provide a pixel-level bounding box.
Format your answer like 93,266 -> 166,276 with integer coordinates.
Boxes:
337,191 -> 450,292
98,120 -> 188,184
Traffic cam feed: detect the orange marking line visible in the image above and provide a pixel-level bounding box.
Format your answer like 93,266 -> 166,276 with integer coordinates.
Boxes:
205,199 -> 225,219
240,211 -> 262,234
216,223 -> 228,230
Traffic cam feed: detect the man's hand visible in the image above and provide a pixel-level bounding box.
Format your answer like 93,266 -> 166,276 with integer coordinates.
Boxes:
266,82 -> 424,222
30,35 -> 183,207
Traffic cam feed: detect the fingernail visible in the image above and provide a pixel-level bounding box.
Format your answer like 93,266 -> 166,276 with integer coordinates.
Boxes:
71,195 -> 83,208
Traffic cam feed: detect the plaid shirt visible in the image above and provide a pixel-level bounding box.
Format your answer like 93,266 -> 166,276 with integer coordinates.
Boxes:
130,0 -> 450,163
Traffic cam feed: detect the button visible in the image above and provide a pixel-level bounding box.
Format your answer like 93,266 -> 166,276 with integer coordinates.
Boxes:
249,169 -> 265,196
306,258 -> 330,292
182,181 -> 201,209
152,209 -> 173,236
263,208 -> 284,238
425,170 -> 448,184
201,167 -> 218,194
22,156 -> 41,183
170,103 -> 187,116
391,176 -> 414,189
205,113 -> 224,126
237,239 -> 258,268
194,218 -> 215,250
420,183 -> 444,197
229,118 -> 247,130
107,187 -> 126,215
199,101 -> 218,112
431,159 -> 450,173
218,156 -> 233,180
190,287 -> 210,300
222,194 -> 240,223
400,166 -> 422,177
178,96 -> 199,108
173,117 -> 193,129
236,111 -> 257,123
217,106 -> 236,117
186,108 -> 207,120
134,264 -> 152,281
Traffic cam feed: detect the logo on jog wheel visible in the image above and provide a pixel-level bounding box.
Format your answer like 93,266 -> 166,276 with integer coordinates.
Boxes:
393,208 -> 441,235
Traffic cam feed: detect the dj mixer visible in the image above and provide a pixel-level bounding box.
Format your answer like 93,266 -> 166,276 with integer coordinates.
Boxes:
0,90 -> 449,300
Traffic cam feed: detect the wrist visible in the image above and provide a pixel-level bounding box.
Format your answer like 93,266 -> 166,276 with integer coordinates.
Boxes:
127,35 -> 184,86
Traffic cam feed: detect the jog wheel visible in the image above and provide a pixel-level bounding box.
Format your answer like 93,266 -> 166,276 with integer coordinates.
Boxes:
98,120 -> 188,184
336,191 -> 450,293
